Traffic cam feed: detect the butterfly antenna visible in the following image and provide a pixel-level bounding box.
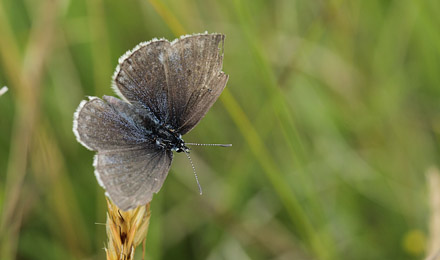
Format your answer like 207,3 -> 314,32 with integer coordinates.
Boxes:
184,151 -> 203,195
186,143 -> 232,147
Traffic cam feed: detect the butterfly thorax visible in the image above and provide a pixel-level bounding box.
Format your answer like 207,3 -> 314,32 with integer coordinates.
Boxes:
152,125 -> 189,153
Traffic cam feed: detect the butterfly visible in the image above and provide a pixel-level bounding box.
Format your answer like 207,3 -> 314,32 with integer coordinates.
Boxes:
73,33 -> 229,211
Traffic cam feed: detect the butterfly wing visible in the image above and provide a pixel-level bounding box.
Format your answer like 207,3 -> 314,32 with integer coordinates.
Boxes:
73,96 -> 172,210
73,96 -> 152,151
167,34 -> 229,134
112,33 -> 228,134
94,147 -> 172,211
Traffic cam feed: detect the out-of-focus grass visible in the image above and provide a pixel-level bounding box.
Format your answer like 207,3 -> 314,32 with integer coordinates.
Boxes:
1,0 -> 440,259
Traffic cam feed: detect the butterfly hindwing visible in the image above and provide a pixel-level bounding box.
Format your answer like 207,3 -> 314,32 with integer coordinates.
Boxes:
94,146 -> 172,211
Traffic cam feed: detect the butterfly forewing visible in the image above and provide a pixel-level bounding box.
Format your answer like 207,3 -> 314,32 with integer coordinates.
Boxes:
113,40 -> 172,124
113,33 -> 228,133
74,96 -> 150,151
165,34 -> 228,134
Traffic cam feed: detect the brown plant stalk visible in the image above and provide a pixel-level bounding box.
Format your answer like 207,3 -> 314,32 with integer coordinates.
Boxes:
426,167 -> 440,260
105,198 -> 151,260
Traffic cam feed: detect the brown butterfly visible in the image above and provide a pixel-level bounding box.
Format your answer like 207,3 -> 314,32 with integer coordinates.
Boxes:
73,33 -> 229,211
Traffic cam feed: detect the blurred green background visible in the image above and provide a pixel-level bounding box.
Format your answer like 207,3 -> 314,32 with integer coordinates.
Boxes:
1,0 -> 440,259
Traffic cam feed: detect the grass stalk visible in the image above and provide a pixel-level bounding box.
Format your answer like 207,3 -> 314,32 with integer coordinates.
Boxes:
426,167 -> 440,260
105,198 -> 151,260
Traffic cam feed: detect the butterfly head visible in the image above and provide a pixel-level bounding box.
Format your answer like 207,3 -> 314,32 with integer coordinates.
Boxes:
174,144 -> 189,153
172,137 -> 190,153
